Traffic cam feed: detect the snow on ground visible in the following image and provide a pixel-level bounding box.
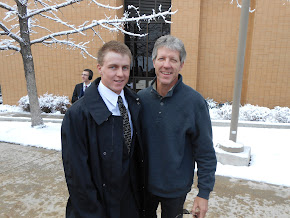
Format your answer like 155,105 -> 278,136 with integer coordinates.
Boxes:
0,102 -> 290,187
213,126 -> 290,187
0,119 -> 289,187
0,104 -> 24,113
0,121 -> 61,150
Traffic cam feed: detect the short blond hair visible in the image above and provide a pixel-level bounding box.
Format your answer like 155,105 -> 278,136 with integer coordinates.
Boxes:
97,41 -> 132,65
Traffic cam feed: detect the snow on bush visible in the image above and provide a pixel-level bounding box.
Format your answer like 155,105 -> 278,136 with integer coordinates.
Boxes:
239,104 -> 271,122
18,93 -> 71,114
206,98 -> 218,109
271,107 -> 290,123
206,99 -> 290,123
209,102 -> 233,120
1,97 -> 289,123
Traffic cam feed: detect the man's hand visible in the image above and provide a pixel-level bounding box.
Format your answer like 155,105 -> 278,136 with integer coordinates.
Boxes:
192,196 -> 208,218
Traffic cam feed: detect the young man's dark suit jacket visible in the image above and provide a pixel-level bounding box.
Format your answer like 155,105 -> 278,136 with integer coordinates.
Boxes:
61,77 -> 145,218
71,83 -> 84,103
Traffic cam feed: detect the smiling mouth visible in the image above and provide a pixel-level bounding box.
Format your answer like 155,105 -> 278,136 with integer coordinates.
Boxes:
114,80 -> 124,83
161,72 -> 172,75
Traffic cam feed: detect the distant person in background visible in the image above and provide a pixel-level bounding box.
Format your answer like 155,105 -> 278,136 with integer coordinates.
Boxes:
71,69 -> 93,103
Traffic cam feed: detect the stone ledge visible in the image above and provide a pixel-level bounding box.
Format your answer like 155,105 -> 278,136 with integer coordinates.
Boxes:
211,120 -> 290,129
215,146 -> 251,166
216,140 -> 244,153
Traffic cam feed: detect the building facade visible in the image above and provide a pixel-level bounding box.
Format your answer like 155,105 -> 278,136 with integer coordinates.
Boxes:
0,0 -> 289,108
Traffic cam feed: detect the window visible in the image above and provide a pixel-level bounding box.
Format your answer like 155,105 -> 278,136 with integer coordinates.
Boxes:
124,0 -> 171,91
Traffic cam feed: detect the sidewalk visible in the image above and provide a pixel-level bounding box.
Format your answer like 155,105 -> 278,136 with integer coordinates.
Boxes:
0,142 -> 289,218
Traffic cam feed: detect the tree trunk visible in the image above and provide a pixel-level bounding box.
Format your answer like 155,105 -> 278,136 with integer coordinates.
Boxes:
17,2 -> 43,127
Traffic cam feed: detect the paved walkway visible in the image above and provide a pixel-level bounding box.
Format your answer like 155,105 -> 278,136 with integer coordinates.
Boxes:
0,142 -> 290,218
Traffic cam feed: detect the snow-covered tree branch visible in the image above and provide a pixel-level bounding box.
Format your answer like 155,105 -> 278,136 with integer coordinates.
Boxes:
0,22 -> 23,43
1,0 -> 176,57
0,2 -> 16,12
28,0 -> 123,19
0,0 -> 176,126
31,9 -> 175,48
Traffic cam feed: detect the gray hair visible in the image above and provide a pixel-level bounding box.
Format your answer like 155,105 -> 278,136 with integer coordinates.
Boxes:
152,35 -> 187,63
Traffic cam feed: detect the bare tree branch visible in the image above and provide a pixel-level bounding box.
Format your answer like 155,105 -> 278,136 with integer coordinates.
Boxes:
0,0 -> 177,127
28,0 -> 81,18
41,38 -> 96,59
27,0 -> 123,19
91,28 -> 105,43
0,2 -> 16,11
0,45 -> 20,51
89,0 -> 123,10
31,9 -> 176,45
39,13 -> 85,36
0,22 -> 23,43
98,21 -> 146,37
30,23 -> 53,34
0,39 -> 20,51
31,1 -> 86,36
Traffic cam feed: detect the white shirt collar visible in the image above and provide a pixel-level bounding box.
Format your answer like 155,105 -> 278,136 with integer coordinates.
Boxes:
98,80 -> 125,108
83,82 -> 91,87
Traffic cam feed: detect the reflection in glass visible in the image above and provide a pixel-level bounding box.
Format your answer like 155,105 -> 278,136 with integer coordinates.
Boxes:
124,0 -> 171,91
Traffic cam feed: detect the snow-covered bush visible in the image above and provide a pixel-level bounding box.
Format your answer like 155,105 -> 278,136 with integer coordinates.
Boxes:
239,104 -> 271,122
271,107 -> 290,123
206,98 -> 218,109
18,95 -> 30,112
18,93 -> 71,114
205,99 -> 290,123
216,102 -> 233,120
7,97 -> 290,123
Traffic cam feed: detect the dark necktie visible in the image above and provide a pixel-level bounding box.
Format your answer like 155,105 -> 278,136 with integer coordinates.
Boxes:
84,85 -> 87,92
118,96 -> 131,153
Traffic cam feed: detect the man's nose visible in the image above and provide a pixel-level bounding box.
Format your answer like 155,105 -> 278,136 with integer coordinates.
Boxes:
163,59 -> 171,68
116,67 -> 124,77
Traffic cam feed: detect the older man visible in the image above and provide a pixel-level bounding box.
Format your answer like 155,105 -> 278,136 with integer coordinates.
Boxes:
138,35 -> 217,218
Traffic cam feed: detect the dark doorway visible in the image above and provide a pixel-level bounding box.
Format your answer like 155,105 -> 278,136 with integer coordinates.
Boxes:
124,0 -> 171,91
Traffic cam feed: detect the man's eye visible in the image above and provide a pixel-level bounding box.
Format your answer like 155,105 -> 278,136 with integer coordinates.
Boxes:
123,66 -> 129,70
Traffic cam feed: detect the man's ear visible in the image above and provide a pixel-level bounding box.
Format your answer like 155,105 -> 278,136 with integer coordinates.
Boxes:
179,62 -> 185,71
97,64 -> 102,76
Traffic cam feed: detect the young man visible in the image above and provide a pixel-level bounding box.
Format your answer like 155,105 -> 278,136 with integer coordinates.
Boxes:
71,68 -> 93,103
62,41 -> 145,218
138,35 -> 217,218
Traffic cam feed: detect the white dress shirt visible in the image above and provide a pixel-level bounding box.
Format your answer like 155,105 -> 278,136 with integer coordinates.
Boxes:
98,80 -> 133,138
83,82 -> 91,92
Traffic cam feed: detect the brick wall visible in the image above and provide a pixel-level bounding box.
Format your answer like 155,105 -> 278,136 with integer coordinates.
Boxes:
246,0 -> 290,107
0,0 -> 122,105
1,0 -> 289,108
171,0 -> 290,108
